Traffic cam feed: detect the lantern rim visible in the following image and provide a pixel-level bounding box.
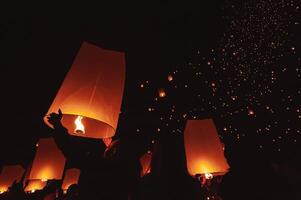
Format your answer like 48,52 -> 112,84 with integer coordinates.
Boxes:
44,113 -> 116,139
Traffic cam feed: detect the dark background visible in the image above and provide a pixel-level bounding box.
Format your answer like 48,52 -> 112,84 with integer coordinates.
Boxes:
0,0 -> 300,198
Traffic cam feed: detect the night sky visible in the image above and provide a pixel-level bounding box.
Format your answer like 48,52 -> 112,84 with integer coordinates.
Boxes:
1,0 -> 300,168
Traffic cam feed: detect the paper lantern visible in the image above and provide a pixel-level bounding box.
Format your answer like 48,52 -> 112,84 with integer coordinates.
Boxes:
61,168 -> 80,192
158,88 -> 166,98
29,138 -> 66,181
44,42 -> 126,139
24,180 -> 47,193
139,152 -> 152,177
167,75 -> 173,81
184,119 -> 229,177
0,165 -> 25,193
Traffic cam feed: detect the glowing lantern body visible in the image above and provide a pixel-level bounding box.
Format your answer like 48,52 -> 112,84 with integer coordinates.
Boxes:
29,138 -> 66,181
139,152 -> 152,177
184,119 -> 229,177
167,75 -> 173,81
24,180 -> 47,193
158,88 -> 166,98
61,168 -> 80,192
0,165 -> 25,193
44,42 -> 126,139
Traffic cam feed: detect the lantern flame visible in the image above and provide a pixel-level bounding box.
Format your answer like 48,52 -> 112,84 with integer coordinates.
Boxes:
204,173 -> 213,180
41,178 -> 48,182
74,116 -> 85,134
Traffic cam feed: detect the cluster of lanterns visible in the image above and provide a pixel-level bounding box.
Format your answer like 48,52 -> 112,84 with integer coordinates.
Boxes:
0,42 -> 229,196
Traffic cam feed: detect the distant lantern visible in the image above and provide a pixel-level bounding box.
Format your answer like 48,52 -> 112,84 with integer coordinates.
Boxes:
0,165 -> 25,193
158,88 -> 166,98
61,168 -> 81,192
139,152 -> 152,177
184,119 -> 229,178
29,138 -> 66,181
44,42 -> 126,139
167,75 -> 173,81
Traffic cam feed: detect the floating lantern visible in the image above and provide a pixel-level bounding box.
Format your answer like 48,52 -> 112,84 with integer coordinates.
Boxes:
44,42 -> 125,139
61,168 -> 80,192
184,119 -> 229,178
167,75 -> 173,81
28,138 -> 66,181
139,152 -> 152,177
0,165 -> 25,193
158,88 -> 166,98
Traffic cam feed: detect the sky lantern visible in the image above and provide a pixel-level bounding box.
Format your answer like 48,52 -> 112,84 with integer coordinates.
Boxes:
167,74 -> 173,81
139,152 -> 152,177
29,138 -> 66,182
158,88 -> 166,98
61,168 -> 80,192
184,119 -> 229,178
0,165 -> 25,193
44,42 -> 126,139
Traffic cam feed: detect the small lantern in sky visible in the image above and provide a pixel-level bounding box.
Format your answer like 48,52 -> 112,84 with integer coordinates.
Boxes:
61,168 -> 81,193
28,138 -> 66,182
158,88 -> 166,98
167,75 -> 173,81
184,119 -> 229,179
0,165 -> 25,193
139,152 -> 152,177
44,42 -> 125,139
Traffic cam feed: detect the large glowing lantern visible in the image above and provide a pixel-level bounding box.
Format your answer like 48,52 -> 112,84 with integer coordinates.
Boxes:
139,152 -> 152,177
61,168 -> 80,192
29,138 -> 66,181
184,119 -> 229,177
44,42 -> 126,139
0,165 -> 25,193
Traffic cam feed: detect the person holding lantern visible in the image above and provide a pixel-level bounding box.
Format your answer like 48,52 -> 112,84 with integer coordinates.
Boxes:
46,109 -> 143,200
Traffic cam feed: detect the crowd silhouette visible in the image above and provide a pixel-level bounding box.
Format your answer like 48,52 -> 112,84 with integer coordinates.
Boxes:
0,109 -> 300,200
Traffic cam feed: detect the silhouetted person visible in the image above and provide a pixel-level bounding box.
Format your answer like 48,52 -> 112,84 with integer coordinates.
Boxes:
62,184 -> 80,200
47,110 -> 143,200
6,180 -> 28,200
139,133 -> 200,200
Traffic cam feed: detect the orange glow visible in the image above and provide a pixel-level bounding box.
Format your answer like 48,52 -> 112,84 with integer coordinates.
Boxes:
184,119 -> 230,176
74,116 -> 85,134
0,165 -> 25,193
140,152 -> 152,177
24,180 -> 47,192
158,88 -> 166,98
44,42 -> 125,139
168,75 -> 173,81
29,138 -> 66,180
61,168 -> 80,192
102,137 -> 112,147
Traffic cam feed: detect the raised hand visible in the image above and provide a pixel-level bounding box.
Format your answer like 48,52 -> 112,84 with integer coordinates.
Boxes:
47,109 -> 63,127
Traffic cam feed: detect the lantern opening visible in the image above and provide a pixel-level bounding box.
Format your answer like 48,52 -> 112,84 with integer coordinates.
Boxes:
74,116 -> 85,134
205,173 -> 213,180
41,178 -> 48,182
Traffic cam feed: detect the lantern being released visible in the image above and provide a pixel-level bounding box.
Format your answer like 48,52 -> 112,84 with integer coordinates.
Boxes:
44,42 -> 126,139
0,165 -> 25,193
29,138 -> 66,181
61,168 -> 80,192
184,119 -> 229,177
